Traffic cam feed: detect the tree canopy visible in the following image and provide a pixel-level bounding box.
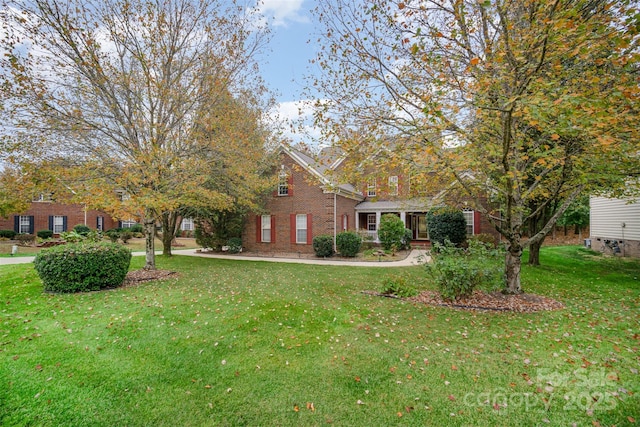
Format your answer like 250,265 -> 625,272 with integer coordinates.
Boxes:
1,0 -> 275,269
310,0 -> 640,293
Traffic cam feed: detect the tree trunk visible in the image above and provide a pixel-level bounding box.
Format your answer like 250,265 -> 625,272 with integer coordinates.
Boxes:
160,211 -> 180,256
144,214 -> 156,270
504,245 -> 523,294
528,239 -> 542,266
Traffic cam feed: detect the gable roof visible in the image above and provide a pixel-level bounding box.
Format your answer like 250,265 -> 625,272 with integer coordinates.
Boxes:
279,143 -> 364,201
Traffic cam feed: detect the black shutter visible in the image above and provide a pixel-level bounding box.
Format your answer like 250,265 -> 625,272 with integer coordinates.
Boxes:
62,216 -> 68,232
13,216 -> 19,233
29,216 -> 34,234
48,216 -> 53,231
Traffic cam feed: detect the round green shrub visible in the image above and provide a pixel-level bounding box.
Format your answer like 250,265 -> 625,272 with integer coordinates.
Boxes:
378,214 -> 406,250
105,229 -> 120,243
119,230 -> 133,243
336,231 -> 362,257
73,224 -> 91,236
312,234 -> 334,257
426,208 -> 468,246
226,237 -> 243,254
0,229 -> 17,239
130,224 -> 144,233
34,242 -> 132,293
37,229 -> 54,239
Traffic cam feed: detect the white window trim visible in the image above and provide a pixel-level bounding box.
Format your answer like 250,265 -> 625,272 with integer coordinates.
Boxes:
53,215 -> 65,234
463,210 -> 474,236
389,176 -> 398,196
181,218 -> 194,231
278,171 -> 289,196
121,220 -> 136,229
296,214 -> 307,244
367,178 -> 376,197
19,216 -> 31,234
367,214 -> 377,231
261,215 -> 271,242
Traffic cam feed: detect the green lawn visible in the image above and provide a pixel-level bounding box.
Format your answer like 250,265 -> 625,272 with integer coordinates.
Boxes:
1,247 -> 638,426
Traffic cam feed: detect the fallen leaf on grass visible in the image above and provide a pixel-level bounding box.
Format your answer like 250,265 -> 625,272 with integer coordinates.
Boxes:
306,402 -> 315,412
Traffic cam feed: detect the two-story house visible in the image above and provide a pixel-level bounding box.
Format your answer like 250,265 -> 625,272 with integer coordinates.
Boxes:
242,144 -> 498,254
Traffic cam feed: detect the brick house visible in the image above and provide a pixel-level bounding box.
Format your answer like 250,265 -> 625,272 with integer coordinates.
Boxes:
242,144 -> 499,254
0,198 -> 119,236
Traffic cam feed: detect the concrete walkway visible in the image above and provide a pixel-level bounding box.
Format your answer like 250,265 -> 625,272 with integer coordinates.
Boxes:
0,248 -> 430,267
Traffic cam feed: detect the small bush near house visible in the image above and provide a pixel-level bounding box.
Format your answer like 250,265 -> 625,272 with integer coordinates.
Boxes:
105,229 -> 121,243
37,230 -> 54,239
358,231 -> 375,250
226,237 -> 243,254
377,214 -> 406,251
401,228 -> 412,250
336,231 -> 362,257
15,234 -> 36,246
379,275 -> 420,298
60,231 -> 85,243
130,224 -> 144,233
313,235 -> 334,257
426,239 -> 504,301
427,207 -> 468,247
73,224 -> 91,236
0,230 -> 17,239
120,230 -> 133,244
470,233 -> 498,248
33,242 -> 132,293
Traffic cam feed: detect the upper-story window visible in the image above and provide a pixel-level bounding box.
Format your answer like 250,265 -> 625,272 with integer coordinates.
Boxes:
367,178 -> 377,197
33,193 -> 53,202
389,176 -> 399,196
278,170 -> 289,196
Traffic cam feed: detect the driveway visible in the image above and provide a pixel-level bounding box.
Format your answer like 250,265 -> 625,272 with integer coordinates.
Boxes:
0,248 -> 430,267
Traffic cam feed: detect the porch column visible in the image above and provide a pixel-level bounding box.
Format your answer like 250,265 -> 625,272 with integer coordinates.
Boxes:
400,211 -> 406,225
375,212 -> 381,242
355,213 -> 359,230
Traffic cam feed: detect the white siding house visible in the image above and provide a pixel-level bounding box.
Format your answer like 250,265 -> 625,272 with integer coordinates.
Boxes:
590,196 -> 640,257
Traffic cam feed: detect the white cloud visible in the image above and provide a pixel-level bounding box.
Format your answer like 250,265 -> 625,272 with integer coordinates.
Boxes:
256,0 -> 308,27
267,99 -> 324,145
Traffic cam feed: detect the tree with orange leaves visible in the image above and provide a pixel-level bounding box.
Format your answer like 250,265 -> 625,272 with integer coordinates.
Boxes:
310,0 -> 639,294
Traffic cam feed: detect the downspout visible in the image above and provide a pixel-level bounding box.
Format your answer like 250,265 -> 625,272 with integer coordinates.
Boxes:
334,193 -> 337,252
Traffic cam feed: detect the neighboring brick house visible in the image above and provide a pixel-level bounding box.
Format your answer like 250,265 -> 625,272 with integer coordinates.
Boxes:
243,144 -> 499,254
0,198 -> 119,237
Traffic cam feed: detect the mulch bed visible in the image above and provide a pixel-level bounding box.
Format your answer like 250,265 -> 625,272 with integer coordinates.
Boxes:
408,290 -> 565,312
122,269 -> 179,286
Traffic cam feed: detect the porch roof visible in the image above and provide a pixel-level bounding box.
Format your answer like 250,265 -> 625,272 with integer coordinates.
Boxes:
354,198 -> 434,212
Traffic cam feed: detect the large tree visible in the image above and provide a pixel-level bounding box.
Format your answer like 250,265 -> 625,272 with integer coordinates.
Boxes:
310,0 -> 639,294
1,0 -> 272,269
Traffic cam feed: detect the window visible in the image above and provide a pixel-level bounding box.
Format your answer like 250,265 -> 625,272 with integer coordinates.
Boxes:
52,215 -> 66,233
367,178 -> 376,197
261,215 -> 271,242
296,214 -> 307,244
463,210 -> 474,235
278,171 -> 289,196
33,193 -> 52,202
181,218 -> 194,231
96,216 -> 104,231
19,216 -> 32,234
121,220 -> 136,228
389,176 -> 398,196
367,214 -> 377,231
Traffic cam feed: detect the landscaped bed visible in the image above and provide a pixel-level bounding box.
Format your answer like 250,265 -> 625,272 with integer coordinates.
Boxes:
0,246 -> 638,426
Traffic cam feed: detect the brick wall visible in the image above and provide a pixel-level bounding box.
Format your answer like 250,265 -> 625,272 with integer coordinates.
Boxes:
0,202 -> 119,236
243,154 -> 360,254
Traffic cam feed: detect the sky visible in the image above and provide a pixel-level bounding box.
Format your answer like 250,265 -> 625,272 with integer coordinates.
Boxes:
255,0 -> 321,144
